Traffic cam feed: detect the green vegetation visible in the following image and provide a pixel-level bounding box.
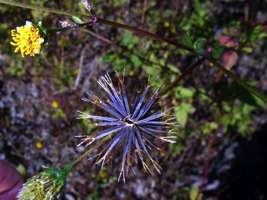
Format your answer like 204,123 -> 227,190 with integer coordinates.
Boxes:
0,0 -> 266,199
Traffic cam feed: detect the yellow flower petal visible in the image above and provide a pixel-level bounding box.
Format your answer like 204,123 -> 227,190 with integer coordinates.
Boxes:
10,21 -> 44,57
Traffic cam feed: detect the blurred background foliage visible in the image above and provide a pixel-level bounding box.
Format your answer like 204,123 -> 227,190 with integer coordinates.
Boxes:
0,0 -> 267,199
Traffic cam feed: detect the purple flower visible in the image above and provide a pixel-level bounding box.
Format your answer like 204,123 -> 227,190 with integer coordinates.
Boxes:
77,74 -> 176,181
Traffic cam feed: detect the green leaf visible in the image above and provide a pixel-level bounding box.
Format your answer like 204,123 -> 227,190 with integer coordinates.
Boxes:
180,33 -> 194,48
234,80 -> 266,109
221,102 -> 255,136
71,16 -> 84,24
212,46 -> 225,59
216,81 -> 262,107
202,122 -> 218,135
101,54 -> 116,63
175,87 -> 195,99
213,61 -> 267,109
242,47 -> 253,53
175,102 -> 195,126
193,38 -> 207,54
167,64 -> 180,74
249,26 -> 262,42
121,31 -> 139,49
130,55 -> 142,67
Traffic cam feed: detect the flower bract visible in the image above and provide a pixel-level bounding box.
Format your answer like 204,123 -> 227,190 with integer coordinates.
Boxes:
17,167 -> 69,200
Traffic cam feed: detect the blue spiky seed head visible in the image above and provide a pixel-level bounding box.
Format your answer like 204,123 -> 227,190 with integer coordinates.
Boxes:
77,73 -> 176,182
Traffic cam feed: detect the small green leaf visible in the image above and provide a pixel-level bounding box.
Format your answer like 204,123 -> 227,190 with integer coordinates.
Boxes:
101,54 -> 116,63
249,26 -> 262,42
216,81 -> 266,109
221,102 -> 255,136
212,46 -> 225,59
121,31 -> 139,49
202,122 -> 218,135
193,38 -> 207,54
130,55 -> 142,67
180,33 -> 194,48
175,103 -> 195,126
242,47 -> 253,53
175,87 -> 195,99
71,16 -> 84,24
213,61 -> 267,109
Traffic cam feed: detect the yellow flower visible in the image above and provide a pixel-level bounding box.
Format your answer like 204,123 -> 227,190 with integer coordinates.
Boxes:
11,21 -> 44,57
51,100 -> 59,109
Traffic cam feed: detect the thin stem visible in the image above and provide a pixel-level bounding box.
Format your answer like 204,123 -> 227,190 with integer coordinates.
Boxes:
47,22 -> 90,34
58,147 -> 94,176
81,28 -> 179,74
0,0 -> 85,17
161,57 -> 206,95
2,0 -> 266,105
72,148 -> 94,168
0,0 -> 193,52
97,18 -> 194,52
211,59 -> 267,104
195,110 -> 221,200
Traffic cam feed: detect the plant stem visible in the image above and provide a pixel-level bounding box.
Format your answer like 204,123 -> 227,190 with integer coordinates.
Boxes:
0,0 -> 193,52
211,59 -> 267,105
71,148 -> 94,168
0,0 -> 83,17
60,148 -> 93,176
97,18 -> 193,51
161,57 -> 206,95
1,0 -> 266,105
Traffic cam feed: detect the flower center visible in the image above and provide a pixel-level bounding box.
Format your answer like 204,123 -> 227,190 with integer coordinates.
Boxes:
123,117 -> 135,127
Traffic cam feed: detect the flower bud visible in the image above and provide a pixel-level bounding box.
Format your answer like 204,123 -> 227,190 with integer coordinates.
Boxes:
81,0 -> 93,12
17,166 -> 71,200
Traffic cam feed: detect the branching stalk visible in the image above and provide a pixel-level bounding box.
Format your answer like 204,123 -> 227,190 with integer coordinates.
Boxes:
161,57 -> 206,95
0,0 -> 193,52
1,0 -> 266,104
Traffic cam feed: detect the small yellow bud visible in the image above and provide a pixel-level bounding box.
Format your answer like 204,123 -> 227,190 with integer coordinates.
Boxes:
35,141 -> 44,149
51,100 -> 59,109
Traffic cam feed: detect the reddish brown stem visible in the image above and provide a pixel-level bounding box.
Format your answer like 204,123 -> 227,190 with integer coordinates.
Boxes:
161,57 -> 206,95
97,18 -> 194,52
